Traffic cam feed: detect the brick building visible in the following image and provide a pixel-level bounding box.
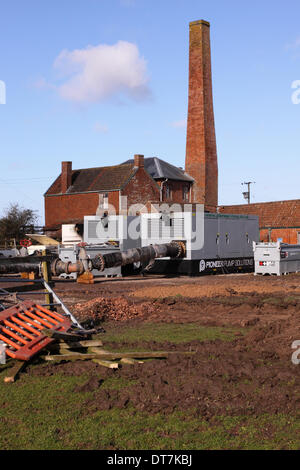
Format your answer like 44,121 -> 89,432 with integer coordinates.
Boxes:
123,156 -> 194,204
44,155 -> 194,237
219,200 -> 300,244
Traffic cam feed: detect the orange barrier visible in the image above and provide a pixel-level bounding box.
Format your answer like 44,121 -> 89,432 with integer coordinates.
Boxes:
0,301 -> 72,360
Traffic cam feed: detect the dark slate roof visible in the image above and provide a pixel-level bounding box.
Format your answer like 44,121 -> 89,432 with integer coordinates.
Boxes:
45,164 -> 137,196
122,157 -> 194,182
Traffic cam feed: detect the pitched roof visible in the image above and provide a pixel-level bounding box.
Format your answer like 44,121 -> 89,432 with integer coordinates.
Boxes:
219,200 -> 300,228
122,157 -> 194,182
45,163 -> 137,196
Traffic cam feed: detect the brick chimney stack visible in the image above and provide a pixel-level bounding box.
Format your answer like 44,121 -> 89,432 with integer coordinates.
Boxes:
185,20 -> 218,212
61,161 -> 72,193
134,154 -> 144,168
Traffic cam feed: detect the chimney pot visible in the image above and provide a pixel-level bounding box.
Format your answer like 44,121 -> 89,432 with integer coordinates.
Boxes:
61,161 -> 72,193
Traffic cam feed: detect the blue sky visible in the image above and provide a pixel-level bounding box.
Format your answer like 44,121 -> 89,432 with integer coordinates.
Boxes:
1,0 -> 300,224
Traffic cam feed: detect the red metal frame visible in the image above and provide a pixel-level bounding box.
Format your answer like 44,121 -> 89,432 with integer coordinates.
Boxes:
0,301 -> 72,361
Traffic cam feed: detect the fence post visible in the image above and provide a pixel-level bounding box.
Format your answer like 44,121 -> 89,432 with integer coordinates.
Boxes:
41,250 -> 54,310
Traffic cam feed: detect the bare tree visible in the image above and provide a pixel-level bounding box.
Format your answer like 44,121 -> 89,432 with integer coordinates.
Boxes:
0,203 -> 38,243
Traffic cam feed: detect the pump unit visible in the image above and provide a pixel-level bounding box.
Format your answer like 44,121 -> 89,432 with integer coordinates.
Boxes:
141,212 -> 259,275
82,212 -> 259,276
58,243 -> 122,279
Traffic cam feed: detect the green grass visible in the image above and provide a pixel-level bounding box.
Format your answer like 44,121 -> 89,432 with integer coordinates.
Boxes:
0,322 -> 297,450
0,371 -> 298,450
97,323 -> 242,346
101,377 -> 138,391
62,410 -> 300,450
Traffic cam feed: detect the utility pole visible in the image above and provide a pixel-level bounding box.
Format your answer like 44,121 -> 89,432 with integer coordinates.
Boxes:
242,181 -> 255,204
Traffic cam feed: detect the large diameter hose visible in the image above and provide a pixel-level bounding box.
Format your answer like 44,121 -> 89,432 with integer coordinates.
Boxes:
92,241 -> 185,272
0,242 -> 185,276
0,262 -> 41,274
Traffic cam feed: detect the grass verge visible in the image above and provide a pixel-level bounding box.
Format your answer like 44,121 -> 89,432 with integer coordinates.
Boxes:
96,322 -> 243,347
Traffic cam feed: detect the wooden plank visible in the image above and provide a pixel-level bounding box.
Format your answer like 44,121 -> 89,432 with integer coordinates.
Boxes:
92,359 -> 119,369
41,350 -> 194,362
120,357 -> 144,365
42,353 -> 97,362
55,348 -> 77,356
4,361 -> 27,383
88,347 -> 110,354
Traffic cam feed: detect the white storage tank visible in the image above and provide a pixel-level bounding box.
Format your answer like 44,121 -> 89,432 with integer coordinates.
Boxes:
253,241 -> 300,275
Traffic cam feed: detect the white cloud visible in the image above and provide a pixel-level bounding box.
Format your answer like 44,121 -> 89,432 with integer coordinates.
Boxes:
93,122 -> 109,133
53,40 -> 151,104
171,119 -> 187,129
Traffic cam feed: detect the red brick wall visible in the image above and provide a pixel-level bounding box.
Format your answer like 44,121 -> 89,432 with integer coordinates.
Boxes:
260,228 -> 299,244
185,20 -> 218,211
45,167 -> 201,229
45,192 -> 110,229
219,200 -> 300,244
122,167 -> 160,211
45,169 -> 159,228
156,180 -> 191,204
107,191 -> 120,214
219,200 -> 300,227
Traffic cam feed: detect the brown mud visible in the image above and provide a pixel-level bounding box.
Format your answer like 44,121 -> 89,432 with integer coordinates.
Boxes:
27,336 -> 299,418
25,273 -> 300,419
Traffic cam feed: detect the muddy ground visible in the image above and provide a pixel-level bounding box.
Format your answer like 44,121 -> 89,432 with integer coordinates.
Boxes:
23,273 -> 300,420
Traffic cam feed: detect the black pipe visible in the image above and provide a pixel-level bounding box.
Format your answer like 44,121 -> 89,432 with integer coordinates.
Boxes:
0,263 -> 41,274
0,242 -> 185,276
92,241 -> 185,272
